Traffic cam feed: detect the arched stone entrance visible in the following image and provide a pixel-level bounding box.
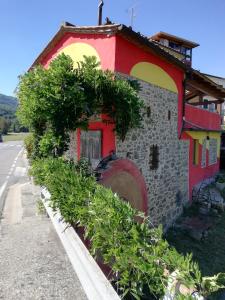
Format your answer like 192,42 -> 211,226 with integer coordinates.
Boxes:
99,159 -> 148,214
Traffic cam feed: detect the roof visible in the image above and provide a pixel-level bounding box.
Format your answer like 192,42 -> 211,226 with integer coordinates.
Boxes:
30,22 -> 225,99
186,69 -> 225,99
150,31 -> 199,49
30,23 -> 187,71
203,73 -> 225,81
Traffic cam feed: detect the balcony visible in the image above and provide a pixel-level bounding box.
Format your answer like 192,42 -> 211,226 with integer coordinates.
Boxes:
185,104 -> 221,131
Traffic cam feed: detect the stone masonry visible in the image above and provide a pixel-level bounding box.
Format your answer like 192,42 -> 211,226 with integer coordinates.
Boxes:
116,76 -> 189,228
68,76 -> 190,229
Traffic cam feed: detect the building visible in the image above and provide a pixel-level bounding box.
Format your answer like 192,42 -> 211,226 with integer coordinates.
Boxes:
31,22 -> 225,228
150,31 -> 199,67
151,32 -> 225,194
201,74 -> 225,169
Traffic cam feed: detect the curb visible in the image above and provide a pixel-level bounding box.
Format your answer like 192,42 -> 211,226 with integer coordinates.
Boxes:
41,188 -> 120,300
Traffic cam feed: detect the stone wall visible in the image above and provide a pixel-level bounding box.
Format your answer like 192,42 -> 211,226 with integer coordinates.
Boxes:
116,76 -> 189,228
67,131 -> 77,160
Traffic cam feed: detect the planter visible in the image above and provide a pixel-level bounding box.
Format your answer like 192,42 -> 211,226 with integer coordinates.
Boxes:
41,187 -> 120,300
41,187 -> 205,300
216,182 -> 225,191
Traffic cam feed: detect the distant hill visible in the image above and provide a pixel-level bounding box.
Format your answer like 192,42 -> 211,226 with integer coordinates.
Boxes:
0,94 -> 18,119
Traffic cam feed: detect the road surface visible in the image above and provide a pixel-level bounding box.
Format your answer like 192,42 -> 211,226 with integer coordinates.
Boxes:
0,141 -> 87,300
0,141 -> 23,215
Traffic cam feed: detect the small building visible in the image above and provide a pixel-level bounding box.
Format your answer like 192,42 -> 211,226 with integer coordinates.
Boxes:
150,31 -> 199,67
31,22 -> 225,228
151,32 -> 225,199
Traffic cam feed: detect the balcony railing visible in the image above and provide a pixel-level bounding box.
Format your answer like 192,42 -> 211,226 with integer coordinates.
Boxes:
185,104 -> 221,131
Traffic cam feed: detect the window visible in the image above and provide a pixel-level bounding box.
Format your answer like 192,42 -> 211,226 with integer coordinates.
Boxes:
209,103 -> 216,112
186,48 -> 191,56
193,139 -> 199,165
168,41 -> 181,52
146,106 -> 151,118
208,138 -> 217,165
149,145 -> 159,170
180,46 -> 186,55
203,99 -> 209,109
80,130 -> 102,168
201,139 -> 206,168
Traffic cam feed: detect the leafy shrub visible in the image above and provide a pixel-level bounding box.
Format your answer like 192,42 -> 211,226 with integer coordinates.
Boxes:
217,176 -> 225,184
74,158 -> 94,177
24,133 -> 35,159
30,158 -> 225,299
38,129 -> 69,158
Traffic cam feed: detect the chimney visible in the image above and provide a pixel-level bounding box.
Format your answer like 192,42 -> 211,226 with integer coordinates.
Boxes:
98,1 -> 104,25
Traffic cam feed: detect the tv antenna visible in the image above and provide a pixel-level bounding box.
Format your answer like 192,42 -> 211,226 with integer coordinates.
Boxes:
127,1 -> 140,28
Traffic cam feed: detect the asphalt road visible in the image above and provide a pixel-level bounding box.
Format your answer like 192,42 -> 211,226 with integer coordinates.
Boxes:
0,141 -> 23,215
0,141 -> 88,299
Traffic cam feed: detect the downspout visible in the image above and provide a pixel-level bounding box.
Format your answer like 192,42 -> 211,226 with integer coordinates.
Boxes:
179,74 -> 186,139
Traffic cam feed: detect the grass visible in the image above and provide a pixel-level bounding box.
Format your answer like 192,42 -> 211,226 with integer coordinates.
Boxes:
2,132 -> 29,142
166,207 -> 225,299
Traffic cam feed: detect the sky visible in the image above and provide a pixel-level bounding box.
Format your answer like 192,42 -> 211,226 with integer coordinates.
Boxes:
0,0 -> 225,96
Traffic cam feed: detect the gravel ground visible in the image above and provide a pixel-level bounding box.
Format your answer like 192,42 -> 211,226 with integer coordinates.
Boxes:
0,155 -> 87,300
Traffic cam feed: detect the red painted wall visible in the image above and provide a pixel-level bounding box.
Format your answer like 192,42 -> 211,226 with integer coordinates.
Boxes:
39,31 -> 185,144
185,104 -> 221,131
182,132 -> 220,200
39,33 -> 117,159
41,32 -> 116,71
114,36 -> 185,135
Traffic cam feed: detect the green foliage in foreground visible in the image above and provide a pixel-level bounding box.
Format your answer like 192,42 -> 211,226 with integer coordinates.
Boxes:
30,157 -> 225,299
17,54 -> 143,158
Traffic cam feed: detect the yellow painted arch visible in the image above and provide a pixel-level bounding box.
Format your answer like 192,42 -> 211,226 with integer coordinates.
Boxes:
57,42 -> 101,68
130,62 -> 178,93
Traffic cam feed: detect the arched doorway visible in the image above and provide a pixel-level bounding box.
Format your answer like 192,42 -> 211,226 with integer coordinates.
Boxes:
99,159 -> 148,214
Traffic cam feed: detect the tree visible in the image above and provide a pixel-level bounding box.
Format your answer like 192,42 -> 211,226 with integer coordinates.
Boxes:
0,117 -> 10,134
17,54 -> 143,158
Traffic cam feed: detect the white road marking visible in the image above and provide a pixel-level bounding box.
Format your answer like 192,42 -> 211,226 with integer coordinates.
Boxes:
0,181 -> 7,200
0,147 -> 24,203
2,183 -> 22,225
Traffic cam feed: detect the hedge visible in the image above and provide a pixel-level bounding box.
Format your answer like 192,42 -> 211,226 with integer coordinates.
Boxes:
30,157 -> 225,299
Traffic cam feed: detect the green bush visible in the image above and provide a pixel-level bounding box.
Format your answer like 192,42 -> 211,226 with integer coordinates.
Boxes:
24,133 -> 35,159
217,176 -> 225,184
38,129 -> 69,158
30,158 -> 225,299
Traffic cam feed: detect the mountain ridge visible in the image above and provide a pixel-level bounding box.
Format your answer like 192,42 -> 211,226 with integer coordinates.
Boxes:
0,93 -> 18,118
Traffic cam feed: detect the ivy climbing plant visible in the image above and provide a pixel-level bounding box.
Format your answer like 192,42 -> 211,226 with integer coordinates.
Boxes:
17,54 -> 143,158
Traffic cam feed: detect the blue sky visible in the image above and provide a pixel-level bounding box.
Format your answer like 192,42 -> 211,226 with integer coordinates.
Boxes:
0,0 -> 225,96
